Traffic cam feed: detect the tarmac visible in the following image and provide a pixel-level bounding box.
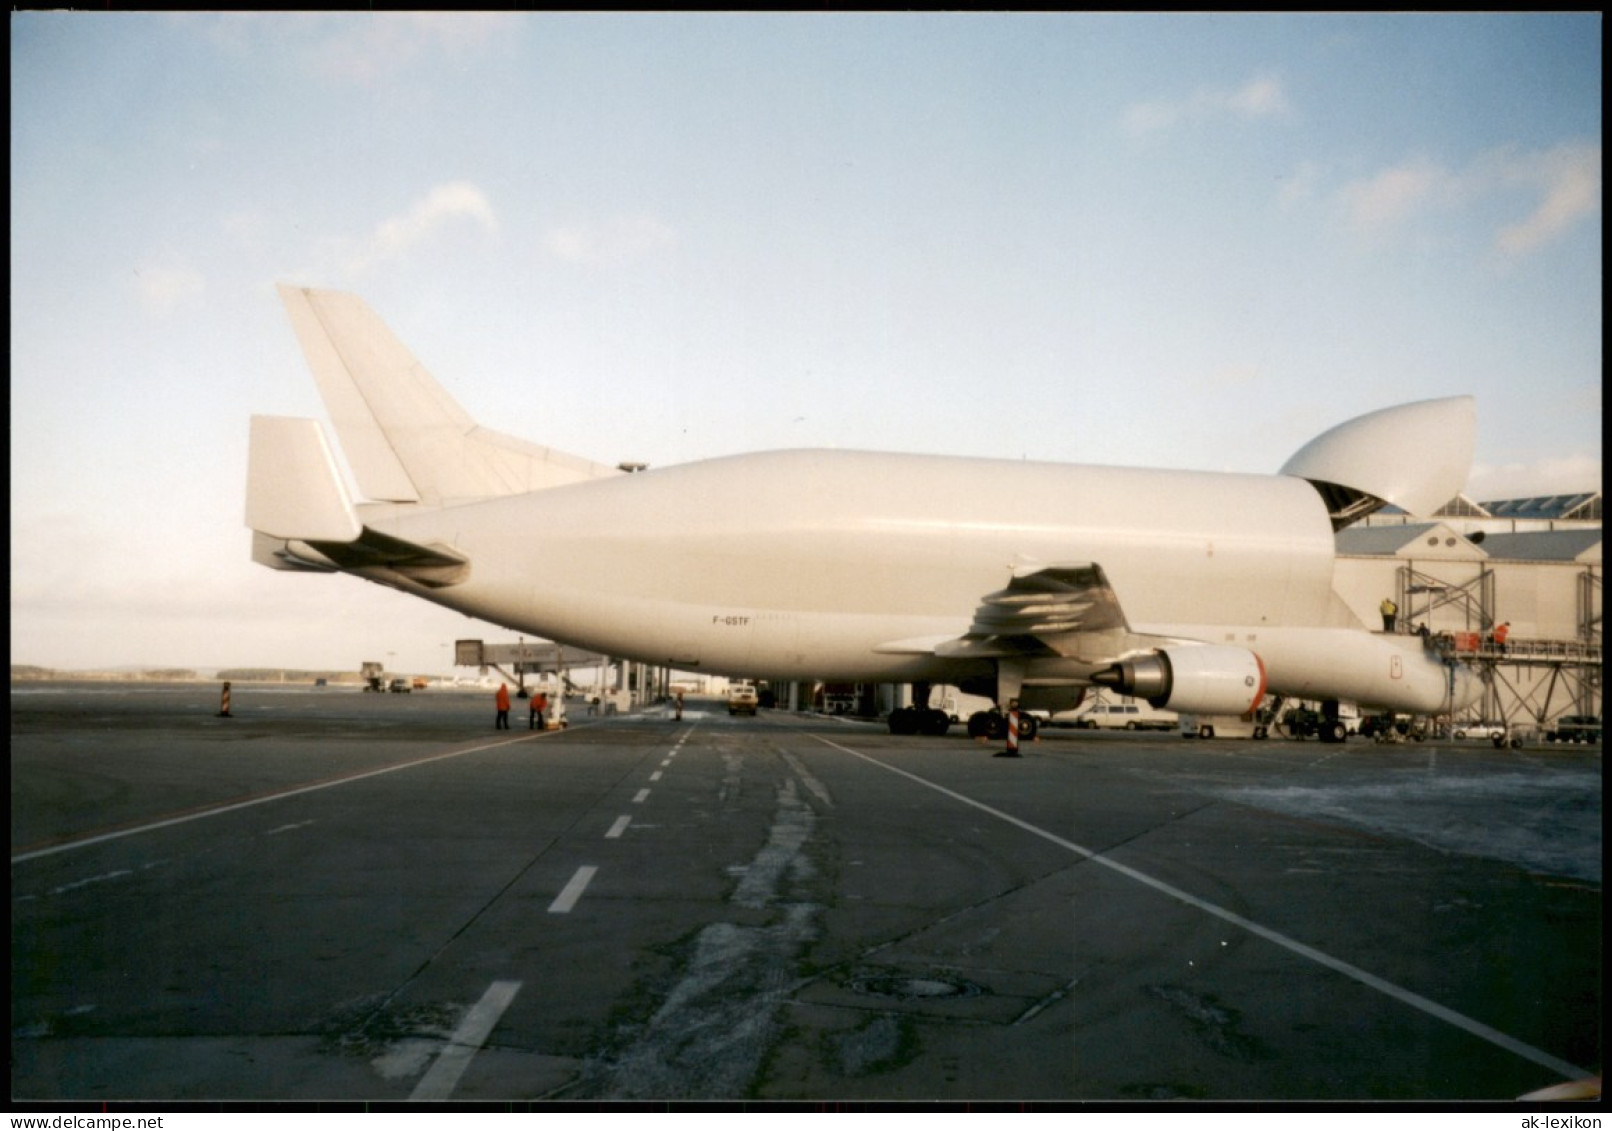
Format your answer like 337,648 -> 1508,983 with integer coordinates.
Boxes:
9,681 -> 1602,1103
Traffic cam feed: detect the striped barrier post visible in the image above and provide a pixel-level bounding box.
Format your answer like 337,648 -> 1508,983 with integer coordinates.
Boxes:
995,701 -> 1022,758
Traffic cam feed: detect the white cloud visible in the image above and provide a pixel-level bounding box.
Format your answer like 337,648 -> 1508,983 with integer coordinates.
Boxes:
1123,74 -> 1291,136
1494,142 -> 1602,256
542,215 -> 678,267
1335,143 -> 1601,254
346,181 -> 498,273
375,182 -> 498,256
133,264 -> 206,316
1339,157 -> 1445,233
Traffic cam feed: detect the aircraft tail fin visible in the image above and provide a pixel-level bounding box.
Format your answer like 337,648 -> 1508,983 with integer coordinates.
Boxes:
277,285 -> 618,506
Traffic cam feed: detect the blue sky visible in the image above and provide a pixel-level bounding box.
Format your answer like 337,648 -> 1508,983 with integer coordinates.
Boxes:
10,13 -> 1602,674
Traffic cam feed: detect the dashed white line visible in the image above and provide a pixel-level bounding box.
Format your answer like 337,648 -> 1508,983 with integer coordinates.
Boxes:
408,979 -> 522,1101
548,865 -> 599,913
606,816 -> 632,839
650,770 -> 663,782
632,788 -> 651,804
48,870 -> 132,896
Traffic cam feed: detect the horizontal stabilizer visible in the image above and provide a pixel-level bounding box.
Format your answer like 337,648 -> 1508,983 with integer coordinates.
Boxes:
251,530 -> 336,573
302,529 -> 469,588
246,416 -> 362,542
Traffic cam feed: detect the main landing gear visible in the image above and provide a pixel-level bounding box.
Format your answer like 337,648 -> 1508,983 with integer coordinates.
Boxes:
965,709 -> 1039,742
887,705 -> 952,736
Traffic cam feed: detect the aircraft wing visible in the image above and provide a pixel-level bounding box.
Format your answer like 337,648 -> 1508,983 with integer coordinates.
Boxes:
879,564 -> 1137,662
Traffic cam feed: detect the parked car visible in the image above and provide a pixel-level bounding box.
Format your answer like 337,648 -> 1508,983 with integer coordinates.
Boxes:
1452,721 -> 1507,740
1545,715 -> 1600,744
1067,701 -> 1178,731
387,678 -> 412,693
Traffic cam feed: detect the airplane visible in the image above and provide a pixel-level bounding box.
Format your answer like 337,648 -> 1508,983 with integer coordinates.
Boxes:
247,286 -> 1483,742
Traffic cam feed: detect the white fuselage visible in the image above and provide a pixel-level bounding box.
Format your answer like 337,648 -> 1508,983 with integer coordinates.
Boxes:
329,449 -> 1474,714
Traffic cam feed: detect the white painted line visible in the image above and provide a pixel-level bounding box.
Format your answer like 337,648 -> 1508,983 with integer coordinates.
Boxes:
811,733 -> 1594,1083
606,816 -> 632,839
12,730 -> 569,865
632,788 -> 651,804
660,758 -> 673,767
48,870 -> 132,896
650,770 -> 663,782
409,980 -> 522,1101
548,865 -> 598,913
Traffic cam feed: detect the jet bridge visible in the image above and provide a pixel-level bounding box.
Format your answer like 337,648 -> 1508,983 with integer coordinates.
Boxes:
455,639 -> 666,709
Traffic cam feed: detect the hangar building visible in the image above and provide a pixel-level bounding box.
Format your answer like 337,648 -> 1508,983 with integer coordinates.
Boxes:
1338,493 -> 1601,732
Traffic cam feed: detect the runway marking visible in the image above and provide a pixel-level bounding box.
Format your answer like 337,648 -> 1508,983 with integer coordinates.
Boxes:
408,979 -> 521,1101
632,788 -> 651,804
606,816 -> 632,839
811,733 -> 1593,1083
649,770 -> 663,782
11,731 -> 560,865
548,865 -> 598,913
779,750 -> 834,809
48,869 -> 132,896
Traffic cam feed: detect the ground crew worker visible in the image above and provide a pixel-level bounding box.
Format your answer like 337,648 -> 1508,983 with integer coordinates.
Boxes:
995,699 -> 1023,758
495,683 -> 511,730
675,690 -> 684,721
1493,622 -> 1510,654
1380,597 -> 1398,632
530,690 -> 548,730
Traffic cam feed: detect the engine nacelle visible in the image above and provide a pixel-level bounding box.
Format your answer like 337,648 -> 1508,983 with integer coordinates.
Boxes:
1092,645 -> 1267,716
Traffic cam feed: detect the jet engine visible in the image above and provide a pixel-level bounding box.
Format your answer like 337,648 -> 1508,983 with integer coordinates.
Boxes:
1091,645 -> 1267,716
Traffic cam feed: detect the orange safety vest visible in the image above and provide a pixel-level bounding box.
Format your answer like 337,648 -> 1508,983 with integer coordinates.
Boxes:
496,686 -> 510,710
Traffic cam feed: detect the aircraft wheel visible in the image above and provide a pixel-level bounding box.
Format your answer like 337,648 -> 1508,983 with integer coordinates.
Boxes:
967,711 -> 1001,740
1198,724 -> 1214,739
919,708 -> 951,737
887,707 -> 918,736
1018,715 -> 1040,741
